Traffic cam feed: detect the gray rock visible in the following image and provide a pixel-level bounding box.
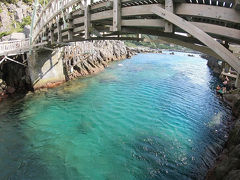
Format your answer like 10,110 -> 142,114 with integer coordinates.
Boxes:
23,25 -> 31,38
1,33 -> 26,41
224,170 -> 240,180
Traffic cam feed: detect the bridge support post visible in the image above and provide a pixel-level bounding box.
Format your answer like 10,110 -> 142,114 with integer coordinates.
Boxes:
45,27 -> 49,42
50,24 -> 55,45
67,13 -> 74,41
84,0 -> 90,39
28,49 -> 66,90
165,0 -> 173,33
57,19 -> 63,43
113,0 -> 121,32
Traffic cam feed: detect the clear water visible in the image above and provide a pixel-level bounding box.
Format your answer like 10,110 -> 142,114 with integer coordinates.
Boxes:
0,53 -> 231,180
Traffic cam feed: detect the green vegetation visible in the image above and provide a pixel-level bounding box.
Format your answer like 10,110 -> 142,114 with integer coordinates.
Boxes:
2,0 -> 34,4
39,0 -> 49,6
0,32 -> 11,39
0,16 -> 31,39
23,0 -> 34,4
20,16 -> 31,28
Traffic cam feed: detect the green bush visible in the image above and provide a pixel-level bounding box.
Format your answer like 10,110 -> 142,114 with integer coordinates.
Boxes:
20,16 -> 31,28
39,0 -> 49,6
23,0 -> 34,4
0,32 -> 11,39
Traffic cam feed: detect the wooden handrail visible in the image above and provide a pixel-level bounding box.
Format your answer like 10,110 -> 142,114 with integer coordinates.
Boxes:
0,39 -> 30,55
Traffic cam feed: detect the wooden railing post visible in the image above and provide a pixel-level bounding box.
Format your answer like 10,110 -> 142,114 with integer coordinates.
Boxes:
165,0 -> 173,33
84,0 -> 90,39
113,0 -> 121,32
50,24 -> 55,44
57,19 -> 63,43
45,27 -> 49,42
67,13 -> 74,41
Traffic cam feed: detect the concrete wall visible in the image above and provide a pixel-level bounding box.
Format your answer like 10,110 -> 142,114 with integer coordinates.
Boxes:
28,48 -> 66,90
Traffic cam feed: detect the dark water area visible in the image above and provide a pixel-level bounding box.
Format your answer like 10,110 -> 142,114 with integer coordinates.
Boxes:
0,52 -> 231,179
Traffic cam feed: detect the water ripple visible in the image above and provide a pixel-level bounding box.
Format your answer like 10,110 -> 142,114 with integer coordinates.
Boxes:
0,53 -> 231,180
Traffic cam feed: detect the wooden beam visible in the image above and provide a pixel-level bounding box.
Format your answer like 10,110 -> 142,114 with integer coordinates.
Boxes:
90,1 -> 113,11
122,19 -> 165,28
175,3 -> 240,24
121,27 -> 204,45
165,0 -> 173,33
191,22 -> 240,41
50,25 -> 55,45
67,13 -> 74,41
84,3 -> 90,39
152,5 -> 240,73
57,20 -> 63,43
113,0 -> 121,31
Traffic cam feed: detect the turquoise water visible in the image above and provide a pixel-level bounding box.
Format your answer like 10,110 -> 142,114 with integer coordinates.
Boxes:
0,53 -> 231,180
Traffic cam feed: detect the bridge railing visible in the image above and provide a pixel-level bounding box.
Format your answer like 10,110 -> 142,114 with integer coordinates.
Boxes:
0,39 -> 30,55
33,0 -> 85,43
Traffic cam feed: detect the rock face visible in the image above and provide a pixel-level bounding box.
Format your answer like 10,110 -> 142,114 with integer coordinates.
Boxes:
0,1 -> 32,34
128,46 -> 162,54
63,40 -> 134,79
207,92 -> 240,180
201,54 -> 222,74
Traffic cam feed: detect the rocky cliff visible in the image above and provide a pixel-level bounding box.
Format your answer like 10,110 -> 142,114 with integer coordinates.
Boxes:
201,54 -> 222,75
205,54 -> 240,179
207,91 -> 240,180
0,1 -> 32,39
28,40 -> 134,89
63,40 -> 134,80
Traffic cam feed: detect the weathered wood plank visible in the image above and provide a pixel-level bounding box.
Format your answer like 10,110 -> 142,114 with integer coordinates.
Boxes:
121,27 -> 204,45
113,0 -> 121,31
175,3 -> 240,24
68,14 -> 74,41
191,22 -> 240,40
84,3 -> 91,39
122,19 -> 165,27
152,5 -> 240,73
165,0 -> 173,32
91,1 -> 113,10
57,20 -> 63,43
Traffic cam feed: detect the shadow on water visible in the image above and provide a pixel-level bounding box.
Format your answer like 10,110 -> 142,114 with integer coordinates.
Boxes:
0,95 -> 51,179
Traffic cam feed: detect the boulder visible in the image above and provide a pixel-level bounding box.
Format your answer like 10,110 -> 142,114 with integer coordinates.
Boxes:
23,25 -> 31,38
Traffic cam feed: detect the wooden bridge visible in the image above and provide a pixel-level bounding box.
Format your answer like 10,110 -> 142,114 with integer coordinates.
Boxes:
0,39 -> 30,56
2,0 -> 240,73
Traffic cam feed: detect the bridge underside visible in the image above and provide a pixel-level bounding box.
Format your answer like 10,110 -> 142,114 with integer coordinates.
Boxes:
32,0 -> 240,73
